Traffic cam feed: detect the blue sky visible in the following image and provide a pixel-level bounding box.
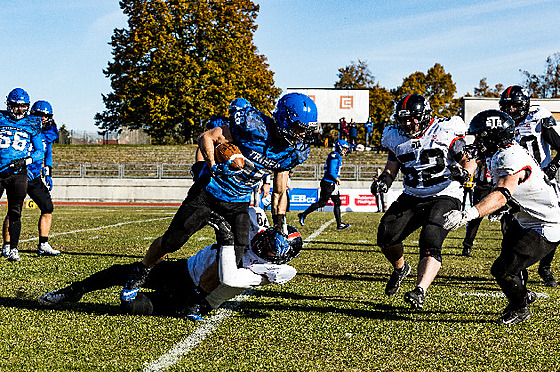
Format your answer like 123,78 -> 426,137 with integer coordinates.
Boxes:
1,0 -> 558,132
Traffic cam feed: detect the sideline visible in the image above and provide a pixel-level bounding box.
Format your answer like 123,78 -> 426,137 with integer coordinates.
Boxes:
143,216 -> 340,372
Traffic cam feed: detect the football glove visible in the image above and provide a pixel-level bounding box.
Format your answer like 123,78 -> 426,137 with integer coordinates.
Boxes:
43,166 -> 53,191
207,211 -> 234,246
370,175 -> 388,194
448,164 -> 470,184
8,157 -> 32,172
543,161 -> 559,180
212,161 -> 242,176
442,207 -> 479,231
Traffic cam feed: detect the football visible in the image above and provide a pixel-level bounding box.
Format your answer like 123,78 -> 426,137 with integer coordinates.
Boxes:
214,142 -> 245,170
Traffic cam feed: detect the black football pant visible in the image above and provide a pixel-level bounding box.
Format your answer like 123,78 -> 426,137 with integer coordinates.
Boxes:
0,171 -> 28,249
491,218 -> 558,310
301,179 -> 342,225
27,177 -> 54,213
73,260 -> 195,315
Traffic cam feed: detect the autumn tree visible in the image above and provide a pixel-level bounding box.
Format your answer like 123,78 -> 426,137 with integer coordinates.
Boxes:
473,78 -> 503,97
521,52 -> 560,98
95,0 -> 280,144
394,63 -> 461,117
334,60 -> 393,147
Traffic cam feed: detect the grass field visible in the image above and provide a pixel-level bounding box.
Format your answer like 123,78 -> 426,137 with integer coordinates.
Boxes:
1,206 -> 559,371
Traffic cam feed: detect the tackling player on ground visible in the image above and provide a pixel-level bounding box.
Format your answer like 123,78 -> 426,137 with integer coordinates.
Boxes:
370,93 -> 475,309
2,100 -> 60,258
443,110 -> 560,325
39,206 -> 303,319
120,93 -> 317,304
499,85 -> 560,287
0,88 -> 45,262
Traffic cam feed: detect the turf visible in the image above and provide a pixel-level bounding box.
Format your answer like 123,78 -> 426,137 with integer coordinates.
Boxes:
0,207 -> 558,371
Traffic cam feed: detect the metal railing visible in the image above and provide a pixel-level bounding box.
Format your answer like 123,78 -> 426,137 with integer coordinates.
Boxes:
54,162 -> 387,181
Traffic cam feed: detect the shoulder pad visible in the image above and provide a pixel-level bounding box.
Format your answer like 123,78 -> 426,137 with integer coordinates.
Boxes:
435,116 -> 467,135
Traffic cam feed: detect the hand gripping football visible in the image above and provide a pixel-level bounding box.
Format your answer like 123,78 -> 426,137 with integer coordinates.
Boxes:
214,142 -> 245,170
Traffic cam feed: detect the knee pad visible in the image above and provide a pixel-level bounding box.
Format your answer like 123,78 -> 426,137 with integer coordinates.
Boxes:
120,293 -> 154,315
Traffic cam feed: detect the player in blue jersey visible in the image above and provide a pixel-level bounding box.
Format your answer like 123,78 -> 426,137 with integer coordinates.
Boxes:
0,88 -> 46,262
2,100 -> 60,257
298,139 -> 351,229
120,92 -> 317,303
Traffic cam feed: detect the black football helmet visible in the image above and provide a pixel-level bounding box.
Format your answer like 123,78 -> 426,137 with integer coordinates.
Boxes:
251,225 -> 303,264
468,109 -> 515,158
395,94 -> 432,138
499,85 -> 530,124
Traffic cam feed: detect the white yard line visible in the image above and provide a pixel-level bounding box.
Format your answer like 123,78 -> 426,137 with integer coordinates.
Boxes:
19,217 -> 172,242
143,216 -> 339,372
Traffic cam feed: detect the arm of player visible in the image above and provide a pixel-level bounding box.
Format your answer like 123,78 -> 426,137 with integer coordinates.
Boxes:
205,284 -> 245,309
249,264 -> 297,284
218,245 -> 264,288
197,125 -> 234,169
443,173 -> 521,230
29,132 -> 45,164
542,125 -> 560,178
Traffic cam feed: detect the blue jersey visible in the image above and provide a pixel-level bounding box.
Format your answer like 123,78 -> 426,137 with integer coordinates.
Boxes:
27,122 -> 59,180
205,107 -> 310,202
322,151 -> 342,184
0,111 -> 43,174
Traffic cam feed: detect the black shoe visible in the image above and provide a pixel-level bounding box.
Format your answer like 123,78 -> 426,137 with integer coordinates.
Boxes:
538,267 -> 558,287
496,306 -> 531,325
404,286 -> 425,309
185,299 -> 213,321
298,213 -> 306,226
462,245 -> 471,257
385,262 -> 411,296
38,285 -> 84,306
337,223 -> 351,230
121,262 -> 152,302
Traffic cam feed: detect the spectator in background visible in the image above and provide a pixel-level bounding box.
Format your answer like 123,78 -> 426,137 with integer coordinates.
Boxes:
349,119 -> 358,152
339,117 -> 349,141
313,122 -> 323,148
364,117 -> 373,149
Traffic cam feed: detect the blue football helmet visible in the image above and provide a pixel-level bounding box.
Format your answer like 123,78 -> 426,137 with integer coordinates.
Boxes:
334,139 -> 350,155
206,114 -> 228,130
228,98 -> 251,117
251,225 -> 303,264
30,100 -> 53,117
273,93 -> 318,145
6,88 -> 30,120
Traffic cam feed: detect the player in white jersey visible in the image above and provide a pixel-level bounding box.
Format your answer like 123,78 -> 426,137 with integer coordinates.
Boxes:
443,110 -> 560,325
38,207 -> 302,320
500,85 -> 560,287
370,94 -> 475,309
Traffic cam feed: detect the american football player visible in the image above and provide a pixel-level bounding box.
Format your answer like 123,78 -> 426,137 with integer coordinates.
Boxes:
38,207 -> 302,319
298,139 -> 351,229
499,85 -> 560,286
0,89 -> 45,262
443,109 -> 560,325
121,93 -> 317,303
371,93 -> 475,309
2,100 -> 60,258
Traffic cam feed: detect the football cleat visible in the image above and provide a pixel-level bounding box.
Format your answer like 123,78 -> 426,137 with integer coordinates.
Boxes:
120,262 -> 152,302
538,267 -> 558,287
462,245 -> 471,257
496,306 -> 530,325
1,244 -> 10,258
7,248 -> 21,262
337,223 -> 351,230
38,286 -> 83,306
298,213 -> 306,226
184,299 -> 212,322
404,286 -> 425,309
37,242 -> 60,256
385,262 -> 411,296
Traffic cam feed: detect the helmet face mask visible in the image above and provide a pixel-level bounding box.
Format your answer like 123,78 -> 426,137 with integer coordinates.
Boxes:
6,88 -> 30,120
499,85 -> 529,123
251,225 -> 303,264
274,93 -> 318,146
30,100 -> 54,128
395,94 -> 432,138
